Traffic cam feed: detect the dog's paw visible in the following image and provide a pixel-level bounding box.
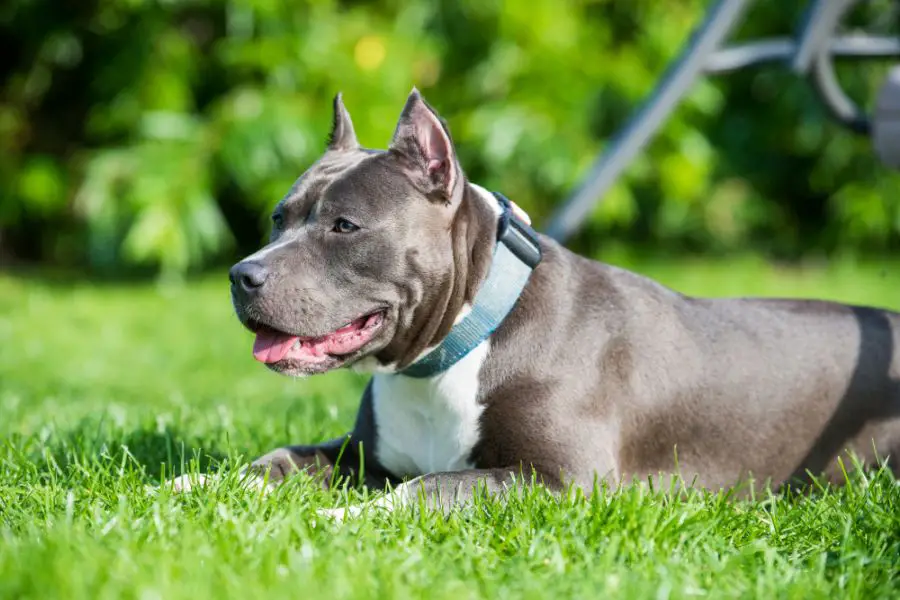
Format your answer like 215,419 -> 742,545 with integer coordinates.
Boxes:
144,473 -> 210,496
316,507 -> 346,522
315,505 -> 363,523
315,487 -> 409,523
152,470 -> 277,495
146,473 -> 215,495
169,473 -> 212,493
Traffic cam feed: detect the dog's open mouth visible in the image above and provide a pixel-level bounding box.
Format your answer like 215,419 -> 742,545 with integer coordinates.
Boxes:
250,311 -> 385,369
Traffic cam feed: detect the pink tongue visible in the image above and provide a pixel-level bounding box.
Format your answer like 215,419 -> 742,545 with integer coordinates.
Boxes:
253,330 -> 300,364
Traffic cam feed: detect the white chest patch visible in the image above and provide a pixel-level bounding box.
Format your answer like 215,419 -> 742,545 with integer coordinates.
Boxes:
372,341 -> 489,478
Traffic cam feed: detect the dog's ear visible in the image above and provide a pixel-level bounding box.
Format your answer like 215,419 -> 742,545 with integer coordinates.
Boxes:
389,88 -> 461,203
327,92 -> 359,151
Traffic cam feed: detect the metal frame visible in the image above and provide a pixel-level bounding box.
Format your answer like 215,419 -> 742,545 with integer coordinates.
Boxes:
544,0 -> 900,243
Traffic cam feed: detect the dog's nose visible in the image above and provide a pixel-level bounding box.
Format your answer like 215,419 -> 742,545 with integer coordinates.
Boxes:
229,261 -> 269,294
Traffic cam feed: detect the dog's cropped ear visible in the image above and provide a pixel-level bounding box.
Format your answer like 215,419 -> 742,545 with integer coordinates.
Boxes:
389,88 -> 461,203
327,92 -> 359,151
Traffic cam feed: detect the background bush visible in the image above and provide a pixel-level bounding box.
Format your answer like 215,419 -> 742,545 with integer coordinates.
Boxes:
1,0 -> 898,278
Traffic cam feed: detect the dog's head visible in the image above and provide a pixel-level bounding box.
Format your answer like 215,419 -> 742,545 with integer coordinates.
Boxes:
229,90 -> 497,376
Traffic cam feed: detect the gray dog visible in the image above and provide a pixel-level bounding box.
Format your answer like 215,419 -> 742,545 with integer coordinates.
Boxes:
194,90 -> 900,514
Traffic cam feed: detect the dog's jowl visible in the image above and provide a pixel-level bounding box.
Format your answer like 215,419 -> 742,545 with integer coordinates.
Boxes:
221,89 -> 900,513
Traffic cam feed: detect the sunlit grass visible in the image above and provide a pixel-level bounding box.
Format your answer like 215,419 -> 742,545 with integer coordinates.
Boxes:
1,256 -> 899,599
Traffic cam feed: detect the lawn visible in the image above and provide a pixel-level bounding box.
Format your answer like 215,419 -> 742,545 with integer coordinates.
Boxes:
1,256 -> 899,599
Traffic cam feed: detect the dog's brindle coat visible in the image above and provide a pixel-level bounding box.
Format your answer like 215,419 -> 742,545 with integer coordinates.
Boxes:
229,90 -> 900,511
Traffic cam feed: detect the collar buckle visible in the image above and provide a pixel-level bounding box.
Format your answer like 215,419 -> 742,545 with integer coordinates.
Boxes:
492,192 -> 542,269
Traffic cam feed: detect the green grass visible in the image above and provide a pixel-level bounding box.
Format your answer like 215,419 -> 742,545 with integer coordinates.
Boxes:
1,256 -> 900,599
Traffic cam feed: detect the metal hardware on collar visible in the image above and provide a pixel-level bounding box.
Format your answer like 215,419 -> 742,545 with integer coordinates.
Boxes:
493,192 -> 542,269
399,191 -> 542,379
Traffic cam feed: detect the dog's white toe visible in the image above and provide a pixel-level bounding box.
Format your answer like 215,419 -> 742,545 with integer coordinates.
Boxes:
316,505 -> 367,523
170,473 -> 211,493
317,507 -> 347,522
157,470 -> 276,495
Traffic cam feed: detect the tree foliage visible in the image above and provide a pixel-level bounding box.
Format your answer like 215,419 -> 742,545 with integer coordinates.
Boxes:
1,0 -> 898,276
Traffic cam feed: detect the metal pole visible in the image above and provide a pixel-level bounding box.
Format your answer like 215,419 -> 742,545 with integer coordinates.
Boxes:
543,0 -> 754,242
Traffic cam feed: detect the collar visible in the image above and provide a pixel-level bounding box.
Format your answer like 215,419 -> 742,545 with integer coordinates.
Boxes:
399,191 -> 542,378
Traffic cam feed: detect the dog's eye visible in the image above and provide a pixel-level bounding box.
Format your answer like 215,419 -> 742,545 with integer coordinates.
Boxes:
332,218 -> 360,234
271,213 -> 284,228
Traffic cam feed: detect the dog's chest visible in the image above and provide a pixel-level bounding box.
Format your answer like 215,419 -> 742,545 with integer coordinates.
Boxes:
371,343 -> 488,478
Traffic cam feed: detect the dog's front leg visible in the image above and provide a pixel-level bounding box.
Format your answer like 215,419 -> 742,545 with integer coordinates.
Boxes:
168,383 -> 397,494
166,439 -> 348,494
320,467 -> 555,521
245,442 -> 343,487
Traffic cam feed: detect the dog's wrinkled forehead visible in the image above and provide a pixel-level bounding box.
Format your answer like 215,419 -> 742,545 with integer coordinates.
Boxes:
280,151 -> 362,211
274,150 -> 400,224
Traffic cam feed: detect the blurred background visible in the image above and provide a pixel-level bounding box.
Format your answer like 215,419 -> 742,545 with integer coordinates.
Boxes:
0,0 -> 898,280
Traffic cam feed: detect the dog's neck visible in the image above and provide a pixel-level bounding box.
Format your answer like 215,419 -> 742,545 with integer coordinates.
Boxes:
369,182 -> 502,371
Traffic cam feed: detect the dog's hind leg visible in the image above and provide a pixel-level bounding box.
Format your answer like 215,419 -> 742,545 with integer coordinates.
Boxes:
318,467 -> 561,522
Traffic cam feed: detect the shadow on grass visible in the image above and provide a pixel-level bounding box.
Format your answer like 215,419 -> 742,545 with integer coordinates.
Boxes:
12,422 -> 235,484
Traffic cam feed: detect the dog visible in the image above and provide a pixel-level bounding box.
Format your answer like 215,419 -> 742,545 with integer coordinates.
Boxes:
176,89 -> 900,517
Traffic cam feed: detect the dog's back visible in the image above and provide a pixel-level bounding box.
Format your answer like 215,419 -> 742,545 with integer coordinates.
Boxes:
480,235 -> 900,490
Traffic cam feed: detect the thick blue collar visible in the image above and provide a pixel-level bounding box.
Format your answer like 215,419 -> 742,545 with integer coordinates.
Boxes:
399,192 -> 542,378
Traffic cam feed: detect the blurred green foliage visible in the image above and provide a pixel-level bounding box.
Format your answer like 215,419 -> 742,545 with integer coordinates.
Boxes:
1,0 -> 898,277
